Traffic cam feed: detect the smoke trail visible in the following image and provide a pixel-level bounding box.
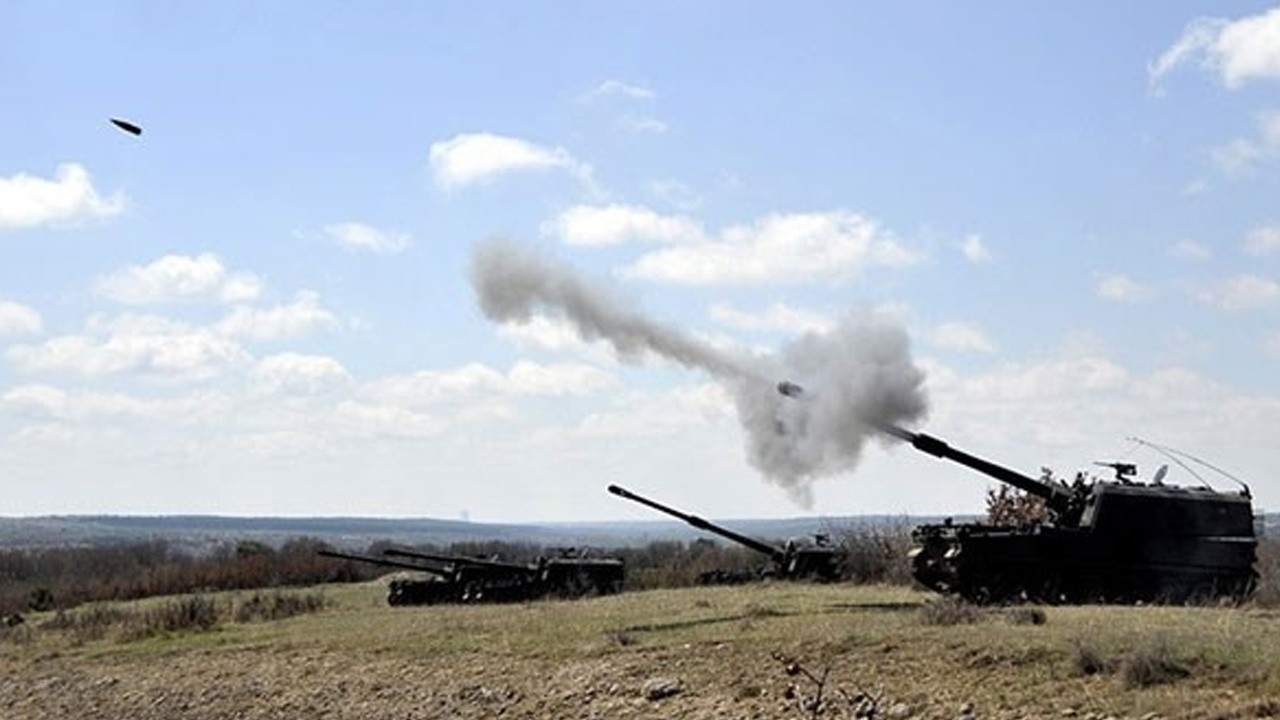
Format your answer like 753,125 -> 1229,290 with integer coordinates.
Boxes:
470,239 -> 928,506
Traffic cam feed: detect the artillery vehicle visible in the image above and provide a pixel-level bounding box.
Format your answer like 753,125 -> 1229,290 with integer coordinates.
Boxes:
776,382 -> 1259,604
607,484 -> 843,582
385,547 -> 625,599
316,549 -> 460,606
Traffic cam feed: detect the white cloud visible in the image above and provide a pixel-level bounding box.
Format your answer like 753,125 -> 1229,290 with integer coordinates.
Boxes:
331,401 -> 446,440
929,322 -> 995,354
252,353 -> 351,395
572,384 -> 733,440
615,115 -> 668,134
1150,8 -> 1280,90
0,300 -> 42,336
3,384 -> 150,421
1168,239 -> 1211,260
543,204 -> 705,246
365,361 -> 615,408
215,291 -> 339,341
0,163 -> 125,230
323,222 -> 411,255
96,253 -> 263,305
428,133 -> 594,190
8,314 -> 252,380
580,79 -> 656,101
1210,110 -> 1280,175
624,211 -> 920,285
708,302 -> 834,335
1244,224 -> 1280,256
1198,274 -> 1280,310
1096,273 -> 1153,303
960,234 -> 992,264
495,316 -> 617,364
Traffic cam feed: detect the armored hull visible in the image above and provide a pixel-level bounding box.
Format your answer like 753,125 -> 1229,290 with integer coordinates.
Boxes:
910,475 -> 1257,603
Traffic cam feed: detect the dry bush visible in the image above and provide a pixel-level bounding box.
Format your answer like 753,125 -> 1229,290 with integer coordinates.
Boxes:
917,596 -> 981,626
837,521 -> 914,585
122,595 -> 222,640
233,590 -> 329,623
985,484 -> 1048,526
1252,537 -> 1280,608
1069,637 -> 1109,676
40,604 -> 132,643
1005,606 -> 1047,625
1118,636 -> 1189,689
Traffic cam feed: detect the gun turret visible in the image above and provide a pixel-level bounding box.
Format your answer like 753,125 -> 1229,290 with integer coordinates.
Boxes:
607,484 -> 787,563
317,549 -> 452,577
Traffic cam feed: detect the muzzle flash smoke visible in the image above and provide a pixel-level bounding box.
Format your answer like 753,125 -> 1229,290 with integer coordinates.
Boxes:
470,239 -> 929,506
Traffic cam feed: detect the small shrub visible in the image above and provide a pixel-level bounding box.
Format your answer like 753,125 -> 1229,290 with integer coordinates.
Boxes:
41,604 -> 132,643
1069,637 -> 1108,676
124,595 -> 221,640
1006,607 -> 1047,625
233,590 -> 328,623
607,630 -> 637,647
917,596 -> 981,626
1118,637 -> 1189,689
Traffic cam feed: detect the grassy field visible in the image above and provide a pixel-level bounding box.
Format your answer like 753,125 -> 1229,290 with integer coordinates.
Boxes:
2,580 -> 1279,719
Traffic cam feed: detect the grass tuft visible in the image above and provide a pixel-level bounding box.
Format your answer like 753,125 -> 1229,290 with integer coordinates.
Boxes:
917,596 -> 981,626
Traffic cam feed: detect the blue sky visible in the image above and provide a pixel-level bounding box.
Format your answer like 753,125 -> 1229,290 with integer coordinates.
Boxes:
2,2 -> 1280,522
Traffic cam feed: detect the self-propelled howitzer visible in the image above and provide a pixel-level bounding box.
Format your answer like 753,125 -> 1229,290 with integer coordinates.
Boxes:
776,381 -> 1258,603
607,484 -> 842,582
384,547 -> 625,599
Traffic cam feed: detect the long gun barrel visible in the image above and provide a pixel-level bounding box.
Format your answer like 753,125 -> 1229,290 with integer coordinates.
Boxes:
607,484 -> 786,562
317,549 -> 452,577
777,381 -> 1075,514
383,548 -> 533,573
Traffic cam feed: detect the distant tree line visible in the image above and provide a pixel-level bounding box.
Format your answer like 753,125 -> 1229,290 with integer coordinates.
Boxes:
4,525 -> 1274,615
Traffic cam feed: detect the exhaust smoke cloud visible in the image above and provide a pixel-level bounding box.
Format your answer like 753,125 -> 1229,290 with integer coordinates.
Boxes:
470,240 -> 928,506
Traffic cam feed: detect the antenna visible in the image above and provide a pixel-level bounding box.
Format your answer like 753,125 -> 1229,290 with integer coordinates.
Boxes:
1126,437 -> 1251,497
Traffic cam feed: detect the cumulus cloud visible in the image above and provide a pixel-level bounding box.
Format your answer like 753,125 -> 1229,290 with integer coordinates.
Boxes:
929,322 -> 995,354
543,204 -> 705,246
428,133 -> 594,190
2,384 -> 153,421
709,302 -> 834,335
579,79 -> 656,102
623,211 -> 919,285
252,353 -> 352,395
1096,274 -> 1153,303
1169,239 -> 1211,260
495,316 -> 617,364
1150,8 -> 1280,90
8,314 -> 252,380
96,253 -> 263,305
1244,224 -> 1280,256
214,291 -> 339,341
366,361 -> 614,407
960,234 -> 992,264
323,222 -> 411,255
0,300 -> 42,336
1198,274 -> 1280,310
0,163 -> 125,230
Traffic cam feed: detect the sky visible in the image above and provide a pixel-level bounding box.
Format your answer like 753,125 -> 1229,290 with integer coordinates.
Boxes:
3,2 -> 1280,523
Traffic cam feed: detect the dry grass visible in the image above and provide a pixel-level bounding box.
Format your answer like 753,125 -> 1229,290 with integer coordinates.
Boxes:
3,582 -> 1280,719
